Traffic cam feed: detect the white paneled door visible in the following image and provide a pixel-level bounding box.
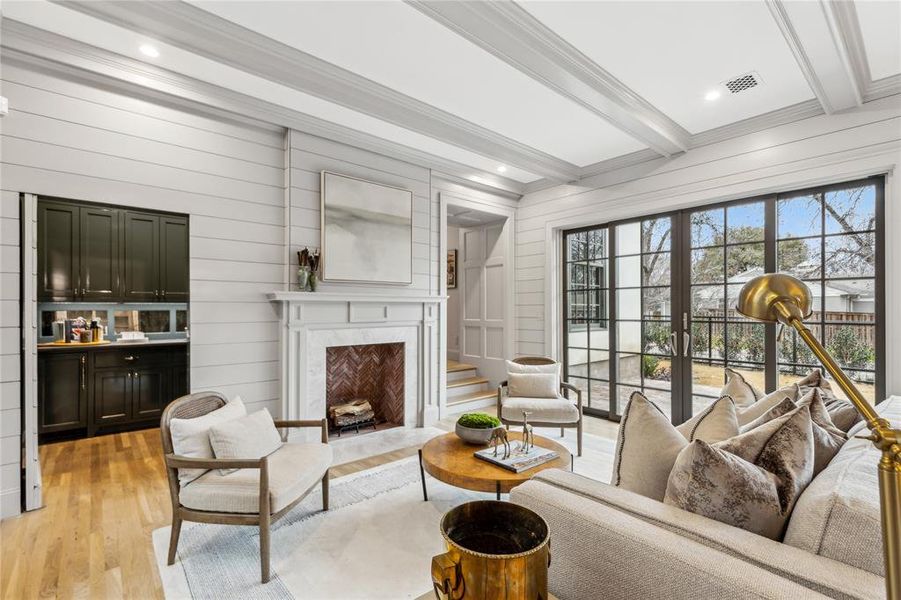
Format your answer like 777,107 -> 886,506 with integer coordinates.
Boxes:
460,221 -> 509,385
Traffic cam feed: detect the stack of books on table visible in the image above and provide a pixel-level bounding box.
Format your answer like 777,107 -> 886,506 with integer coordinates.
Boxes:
474,444 -> 558,473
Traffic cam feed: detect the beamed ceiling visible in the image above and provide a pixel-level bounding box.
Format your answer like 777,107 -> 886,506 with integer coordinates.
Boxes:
2,0 -> 900,194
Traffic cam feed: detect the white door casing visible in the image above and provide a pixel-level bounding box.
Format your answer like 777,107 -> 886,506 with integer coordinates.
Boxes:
22,194 -> 42,511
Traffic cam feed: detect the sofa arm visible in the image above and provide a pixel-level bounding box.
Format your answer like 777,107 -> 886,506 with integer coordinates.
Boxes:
560,381 -> 582,410
512,473 -> 884,600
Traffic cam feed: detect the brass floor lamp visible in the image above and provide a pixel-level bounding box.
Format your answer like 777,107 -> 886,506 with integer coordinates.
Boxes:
736,274 -> 900,600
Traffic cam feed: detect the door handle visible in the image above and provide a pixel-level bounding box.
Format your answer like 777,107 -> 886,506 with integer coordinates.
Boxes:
80,355 -> 86,390
683,331 -> 691,357
669,331 -> 678,357
124,355 -> 136,362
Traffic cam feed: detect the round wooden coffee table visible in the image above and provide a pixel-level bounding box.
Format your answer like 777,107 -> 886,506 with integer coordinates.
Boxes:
418,431 -> 572,501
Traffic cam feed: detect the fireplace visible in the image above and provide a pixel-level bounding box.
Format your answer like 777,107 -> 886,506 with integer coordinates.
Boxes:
326,343 -> 405,434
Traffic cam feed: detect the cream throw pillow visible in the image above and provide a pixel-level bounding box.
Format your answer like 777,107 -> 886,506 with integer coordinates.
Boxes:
169,396 -> 247,487
795,369 -> 862,432
737,385 -> 800,426
506,360 -> 560,389
208,408 -> 283,475
797,388 -> 847,474
507,372 -> 558,399
720,368 -> 760,407
665,406 -> 816,540
613,393 -> 739,501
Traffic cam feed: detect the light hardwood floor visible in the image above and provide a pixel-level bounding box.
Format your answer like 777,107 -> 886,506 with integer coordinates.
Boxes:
0,414 -> 618,599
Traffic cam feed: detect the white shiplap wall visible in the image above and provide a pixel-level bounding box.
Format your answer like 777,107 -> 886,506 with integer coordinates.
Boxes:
0,61 -> 288,517
514,94 -> 901,396
288,130 -> 437,295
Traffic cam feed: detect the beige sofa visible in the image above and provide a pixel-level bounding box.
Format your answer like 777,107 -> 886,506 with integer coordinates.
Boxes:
511,396 -> 899,600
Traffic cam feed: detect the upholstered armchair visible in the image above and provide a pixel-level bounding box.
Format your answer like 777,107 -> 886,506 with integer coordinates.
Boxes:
160,391 -> 331,583
497,357 -> 583,456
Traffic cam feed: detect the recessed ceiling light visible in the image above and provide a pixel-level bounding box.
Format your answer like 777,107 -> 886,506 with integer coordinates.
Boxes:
139,44 -> 160,58
705,90 -> 721,102
496,165 -> 507,173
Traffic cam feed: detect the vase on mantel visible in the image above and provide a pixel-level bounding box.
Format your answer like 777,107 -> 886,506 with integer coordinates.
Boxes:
297,266 -> 311,291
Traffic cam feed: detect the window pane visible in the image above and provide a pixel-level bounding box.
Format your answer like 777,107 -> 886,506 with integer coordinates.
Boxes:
825,185 -> 876,234
691,360 -> 725,400
616,222 -> 641,255
567,290 -> 587,321
825,324 -> 875,371
617,322 -> 641,353
642,218 -> 671,252
586,228 -> 608,260
726,242 -> 764,279
615,255 -> 641,287
642,252 -> 670,286
616,385 -> 647,418
643,321 -> 673,355
615,354 -> 642,386
692,247 -> 724,284
566,320 -> 588,338
691,208 -> 724,248
568,263 -> 587,289
824,279 -> 875,320
567,349 -> 589,377
589,319 -> 610,350
616,288 -> 641,320
588,259 -> 607,287
643,286 -> 670,320
691,320 -> 717,358
726,323 -> 766,363
692,285 -> 724,317
779,325 -> 823,367
778,194 -> 821,239
778,238 -> 821,279
643,356 -> 673,390
727,202 -> 765,243
824,234 -> 875,278
567,231 -> 587,261
589,349 -> 610,379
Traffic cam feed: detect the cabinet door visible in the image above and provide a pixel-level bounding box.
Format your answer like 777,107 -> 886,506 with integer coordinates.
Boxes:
38,353 -> 88,433
37,200 -> 80,301
132,367 -> 168,421
80,206 -> 120,301
123,211 -> 159,301
160,215 -> 189,302
172,363 -> 189,399
93,368 -> 131,426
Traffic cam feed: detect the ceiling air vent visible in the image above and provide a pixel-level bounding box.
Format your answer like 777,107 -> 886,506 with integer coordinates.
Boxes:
722,71 -> 763,94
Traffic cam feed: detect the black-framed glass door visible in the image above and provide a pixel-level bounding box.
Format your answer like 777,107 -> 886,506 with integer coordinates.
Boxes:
562,175 -> 885,424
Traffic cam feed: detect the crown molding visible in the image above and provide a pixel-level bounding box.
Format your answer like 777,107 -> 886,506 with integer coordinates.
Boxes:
406,0 -> 690,157
55,0 -> 579,182
865,74 -> 901,103
0,19 -> 527,196
691,99 -> 824,148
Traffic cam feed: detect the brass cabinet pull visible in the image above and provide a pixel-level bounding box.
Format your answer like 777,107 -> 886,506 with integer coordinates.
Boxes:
80,355 -> 86,390
124,355 -> 136,362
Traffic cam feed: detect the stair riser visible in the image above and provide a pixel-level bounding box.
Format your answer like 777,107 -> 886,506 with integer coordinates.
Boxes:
445,396 -> 497,416
447,368 -> 477,382
447,382 -> 489,398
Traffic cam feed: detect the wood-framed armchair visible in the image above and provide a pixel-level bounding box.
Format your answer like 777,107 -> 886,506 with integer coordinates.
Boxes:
160,391 -> 331,583
497,356 -> 583,456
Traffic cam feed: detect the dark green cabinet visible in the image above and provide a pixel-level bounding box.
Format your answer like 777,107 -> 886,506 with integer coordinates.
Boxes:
38,352 -> 88,433
38,345 -> 187,440
123,211 -> 160,301
80,206 -> 120,301
37,198 -> 188,303
38,201 -> 80,301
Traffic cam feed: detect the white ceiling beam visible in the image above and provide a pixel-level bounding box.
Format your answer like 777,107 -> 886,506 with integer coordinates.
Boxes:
766,0 -> 863,113
0,19 -> 526,197
54,0 -> 580,182
406,0 -> 690,157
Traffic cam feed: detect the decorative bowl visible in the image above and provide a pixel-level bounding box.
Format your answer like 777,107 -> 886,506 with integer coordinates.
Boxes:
455,422 -> 501,445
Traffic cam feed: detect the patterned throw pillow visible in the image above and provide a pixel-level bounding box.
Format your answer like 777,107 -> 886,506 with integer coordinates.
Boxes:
797,388 -> 847,474
613,393 -> 739,501
796,369 -> 862,432
664,406 -> 816,540
736,385 -> 800,427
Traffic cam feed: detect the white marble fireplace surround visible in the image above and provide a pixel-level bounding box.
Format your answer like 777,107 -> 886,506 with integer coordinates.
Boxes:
268,292 -> 442,443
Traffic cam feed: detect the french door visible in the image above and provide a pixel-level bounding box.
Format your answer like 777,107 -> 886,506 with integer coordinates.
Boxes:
563,176 -> 885,423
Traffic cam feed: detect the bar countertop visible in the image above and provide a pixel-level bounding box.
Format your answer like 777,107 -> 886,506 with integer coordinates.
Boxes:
37,339 -> 188,352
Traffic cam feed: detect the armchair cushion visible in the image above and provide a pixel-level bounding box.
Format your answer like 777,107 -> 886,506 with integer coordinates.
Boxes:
208,408 -> 283,475
501,396 -> 579,423
169,396 -> 247,487
507,373 -> 558,399
506,360 -> 560,387
179,442 -> 332,514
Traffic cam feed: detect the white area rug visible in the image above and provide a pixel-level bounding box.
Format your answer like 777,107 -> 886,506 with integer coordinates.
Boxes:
153,426 -> 615,599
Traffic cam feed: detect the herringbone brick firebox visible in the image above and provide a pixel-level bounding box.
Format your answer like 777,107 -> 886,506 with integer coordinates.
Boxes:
325,343 -> 405,427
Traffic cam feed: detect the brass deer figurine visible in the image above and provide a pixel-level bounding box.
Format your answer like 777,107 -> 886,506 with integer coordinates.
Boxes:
488,427 -> 511,460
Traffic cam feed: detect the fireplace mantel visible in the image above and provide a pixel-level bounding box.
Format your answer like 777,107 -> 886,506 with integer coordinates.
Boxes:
268,292 -> 443,440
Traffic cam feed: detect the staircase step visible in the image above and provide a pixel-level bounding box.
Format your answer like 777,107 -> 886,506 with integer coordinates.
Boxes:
447,376 -> 488,389
447,361 -> 477,373
447,389 -> 496,406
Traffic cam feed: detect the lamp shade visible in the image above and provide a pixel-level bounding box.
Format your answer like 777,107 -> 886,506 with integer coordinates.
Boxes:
735,273 -> 813,324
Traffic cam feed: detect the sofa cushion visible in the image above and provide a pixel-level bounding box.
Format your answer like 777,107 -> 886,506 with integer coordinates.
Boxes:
501,396 -> 578,423
737,385 -> 800,426
208,408 -> 283,475
179,442 -> 332,514
784,395 -> 900,576
169,397 -> 247,487
506,360 -> 559,388
613,393 -> 737,501
665,406 -> 816,539
507,372 -> 558,399
720,367 -> 760,407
